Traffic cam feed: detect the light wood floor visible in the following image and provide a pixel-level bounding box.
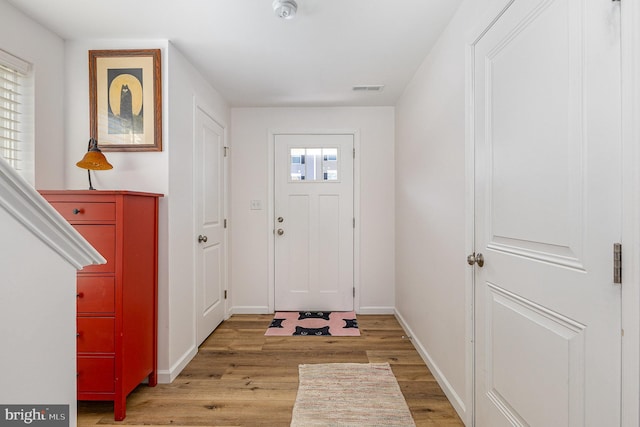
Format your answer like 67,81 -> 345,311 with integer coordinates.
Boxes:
78,314 -> 464,426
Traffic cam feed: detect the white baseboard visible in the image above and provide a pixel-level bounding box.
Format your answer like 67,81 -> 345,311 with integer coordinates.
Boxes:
228,306 -> 395,315
156,345 -> 198,384
357,306 -> 395,315
394,308 -> 468,423
229,305 -> 271,315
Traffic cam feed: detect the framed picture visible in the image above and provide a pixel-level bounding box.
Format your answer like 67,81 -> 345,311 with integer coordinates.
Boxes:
89,49 -> 162,151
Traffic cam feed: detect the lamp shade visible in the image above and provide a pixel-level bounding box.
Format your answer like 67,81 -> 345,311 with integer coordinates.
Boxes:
76,138 -> 113,170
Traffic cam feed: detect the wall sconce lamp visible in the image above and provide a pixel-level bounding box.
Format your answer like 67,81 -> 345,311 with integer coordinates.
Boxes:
76,138 -> 113,190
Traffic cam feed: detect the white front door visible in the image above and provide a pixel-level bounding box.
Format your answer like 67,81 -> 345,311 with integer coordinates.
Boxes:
274,134 -> 354,311
194,105 -> 226,345
471,0 -> 621,425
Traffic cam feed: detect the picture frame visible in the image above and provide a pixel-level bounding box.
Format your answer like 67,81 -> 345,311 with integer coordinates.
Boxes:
89,49 -> 162,151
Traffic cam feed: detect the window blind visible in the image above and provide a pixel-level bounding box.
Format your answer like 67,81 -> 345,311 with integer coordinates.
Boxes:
0,50 -> 30,171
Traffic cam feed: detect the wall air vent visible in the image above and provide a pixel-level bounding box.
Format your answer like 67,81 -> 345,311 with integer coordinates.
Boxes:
352,85 -> 385,92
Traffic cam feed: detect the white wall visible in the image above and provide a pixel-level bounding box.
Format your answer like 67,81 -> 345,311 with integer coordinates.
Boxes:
230,107 -> 395,314
0,0 -> 65,188
64,39 -> 230,382
63,39 -> 169,194
0,207 -> 78,425
64,38 -> 172,379
0,3 -> 74,422
394,0 -> 497,423
163,42 -> 230,381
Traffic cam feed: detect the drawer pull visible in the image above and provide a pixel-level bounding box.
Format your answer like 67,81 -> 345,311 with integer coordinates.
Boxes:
73,208 -> 84,215
76,292 -> 84,298
76,332 -> 81,338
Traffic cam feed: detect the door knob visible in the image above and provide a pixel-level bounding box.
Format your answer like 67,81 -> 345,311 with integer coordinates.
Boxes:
198,235 -> 208,243
277,229 -> 284,236
467,252 -> 484,267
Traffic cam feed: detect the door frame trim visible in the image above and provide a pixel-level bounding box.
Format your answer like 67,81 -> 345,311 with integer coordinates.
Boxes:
465,3 -> 517,424
192,97 -> 230,345
621,0 -> 640,424
267,129 -> 361,313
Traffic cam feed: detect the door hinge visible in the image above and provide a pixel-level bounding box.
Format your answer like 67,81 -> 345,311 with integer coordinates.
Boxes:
353,287 -> 356,297
224,219 -> 228,228
353,148 -> 356,158
224,290 -> 228,299
353,218 -> 355,228
614,243 -> 622,284
224,146 -> 229,157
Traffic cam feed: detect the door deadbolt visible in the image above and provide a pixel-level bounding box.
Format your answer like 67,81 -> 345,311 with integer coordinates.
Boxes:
277,229 -> 285,236
277,217 -> 284,223
198,235 -> 208,243
467,252 -> 484,267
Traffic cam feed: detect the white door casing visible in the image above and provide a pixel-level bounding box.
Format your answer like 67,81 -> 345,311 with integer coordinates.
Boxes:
620,1 -> 640,425
194,105 -> 227,346
274,134 -> 354,311
470,0 -> 621,425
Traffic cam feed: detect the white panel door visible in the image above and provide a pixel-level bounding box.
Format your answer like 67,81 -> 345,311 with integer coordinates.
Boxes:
194,106 -> 226,346
275,134 -> 354,311
471,0 -> 621,425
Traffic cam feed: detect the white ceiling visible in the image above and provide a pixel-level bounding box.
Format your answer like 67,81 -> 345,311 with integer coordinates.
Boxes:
7,0 -> 462,107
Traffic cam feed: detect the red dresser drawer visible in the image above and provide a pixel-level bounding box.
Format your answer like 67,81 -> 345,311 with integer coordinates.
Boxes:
77,317 -> 114,353
78,357 -> 115,393
74,225 -> 115,273
77,277 -> 115,313
49,202 -> 115,222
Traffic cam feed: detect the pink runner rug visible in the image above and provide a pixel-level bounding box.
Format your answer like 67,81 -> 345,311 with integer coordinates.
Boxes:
265,311 -> 360,336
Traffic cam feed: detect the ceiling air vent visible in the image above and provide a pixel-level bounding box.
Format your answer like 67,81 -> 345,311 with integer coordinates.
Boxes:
352,85 -> 385,92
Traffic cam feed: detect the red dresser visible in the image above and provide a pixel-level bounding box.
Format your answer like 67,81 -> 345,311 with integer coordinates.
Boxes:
40,190 -> 162,421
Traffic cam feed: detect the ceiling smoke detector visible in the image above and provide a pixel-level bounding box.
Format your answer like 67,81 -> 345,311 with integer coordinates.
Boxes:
273,0 -> 298,19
